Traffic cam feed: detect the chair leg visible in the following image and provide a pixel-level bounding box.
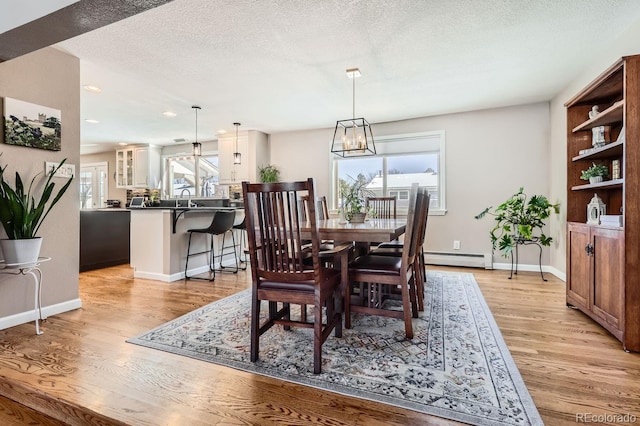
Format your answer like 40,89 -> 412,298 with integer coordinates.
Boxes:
313,303 -> 322,374
220,230 -> 240,273
185,232 -> 217,281
409,273 -> 419,318
210,234 -> 216,280
344,281 -> 352,329
250,295 -> 260,363
331,291 -> 342,338
415,255 -> 425,311
400,274 -> 414,339
184,232 -> 193,279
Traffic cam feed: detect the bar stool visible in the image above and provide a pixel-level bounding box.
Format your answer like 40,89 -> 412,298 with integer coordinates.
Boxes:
230,217 -> 247,270
184,210 -> 237,281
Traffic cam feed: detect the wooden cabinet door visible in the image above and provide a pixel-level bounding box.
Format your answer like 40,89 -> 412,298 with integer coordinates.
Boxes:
133,147 -> 149,187
567,223 -> 591,310
591,227 -> 624,331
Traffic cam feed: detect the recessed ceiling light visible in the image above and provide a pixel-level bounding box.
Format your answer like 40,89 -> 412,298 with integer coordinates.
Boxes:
162,111 -> 177,117
217,129 -> 227,134
118,142 -> 128,146
85,119 -> 100,124
83,85 -> 102,93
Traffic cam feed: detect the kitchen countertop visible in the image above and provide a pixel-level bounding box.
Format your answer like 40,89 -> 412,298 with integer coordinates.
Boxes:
128,205 -> 244,233
127,206 -> 238,211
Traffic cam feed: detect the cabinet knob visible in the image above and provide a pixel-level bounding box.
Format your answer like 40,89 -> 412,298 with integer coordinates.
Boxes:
584,243 -> 594,256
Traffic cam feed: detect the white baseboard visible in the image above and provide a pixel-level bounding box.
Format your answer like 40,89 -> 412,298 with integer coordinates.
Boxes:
135,260 -> 240,283
0,298 -> 82,332
425,251 -> 492,269
493,262 -> 566,281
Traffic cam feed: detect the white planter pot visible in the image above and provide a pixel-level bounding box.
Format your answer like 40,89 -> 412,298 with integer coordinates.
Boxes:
589,176 -> 603,184
0,237 -> 43,265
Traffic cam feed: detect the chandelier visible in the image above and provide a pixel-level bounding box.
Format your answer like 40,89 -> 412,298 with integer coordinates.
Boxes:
191,105 -> 201,156
331,68 -> 376,157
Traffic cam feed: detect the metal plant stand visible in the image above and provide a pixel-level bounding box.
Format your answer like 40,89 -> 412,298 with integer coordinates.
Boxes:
509,237 -> 547,281
0,257 -> 51,334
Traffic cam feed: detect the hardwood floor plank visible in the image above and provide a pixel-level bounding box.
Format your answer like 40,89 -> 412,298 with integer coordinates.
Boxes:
0,265 -> 638,425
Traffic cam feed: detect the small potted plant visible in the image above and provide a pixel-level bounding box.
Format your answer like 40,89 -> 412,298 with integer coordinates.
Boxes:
475,187 -> 559,257
258,164 -> 280,183
580,162 -> 609,184
0,157 -> 73,264
339,174 -> 374,223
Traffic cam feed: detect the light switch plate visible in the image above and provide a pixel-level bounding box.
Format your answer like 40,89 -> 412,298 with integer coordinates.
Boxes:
45,161 -> 75,178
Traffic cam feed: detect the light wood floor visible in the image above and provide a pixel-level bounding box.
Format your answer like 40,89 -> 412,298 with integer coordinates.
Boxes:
0,265 -> 638,425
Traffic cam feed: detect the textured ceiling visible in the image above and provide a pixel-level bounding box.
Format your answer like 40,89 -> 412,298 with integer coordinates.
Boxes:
23,1 -> 640,153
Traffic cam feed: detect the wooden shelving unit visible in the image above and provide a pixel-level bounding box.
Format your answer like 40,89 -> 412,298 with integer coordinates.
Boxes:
565,55 -> 640,352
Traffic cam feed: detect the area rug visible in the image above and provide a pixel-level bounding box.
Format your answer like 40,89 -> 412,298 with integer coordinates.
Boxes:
128,270 -> 542,425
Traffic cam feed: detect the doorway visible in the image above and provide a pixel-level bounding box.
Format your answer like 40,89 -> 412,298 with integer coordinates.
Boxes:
80,162 -> 109,209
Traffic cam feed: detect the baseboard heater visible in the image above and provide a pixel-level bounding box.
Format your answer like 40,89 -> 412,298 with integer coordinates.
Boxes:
424,251 -> 493,269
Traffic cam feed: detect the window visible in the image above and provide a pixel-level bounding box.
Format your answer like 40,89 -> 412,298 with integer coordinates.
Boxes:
164,154 -> 219,198
332,131 -> 445,215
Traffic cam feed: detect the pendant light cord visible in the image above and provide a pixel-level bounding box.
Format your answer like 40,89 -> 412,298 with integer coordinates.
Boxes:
352,75 -> 356,120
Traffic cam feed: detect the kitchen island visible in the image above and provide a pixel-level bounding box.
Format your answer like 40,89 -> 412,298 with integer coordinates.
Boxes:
80,209 -> 130,272
129,206 -> 244,282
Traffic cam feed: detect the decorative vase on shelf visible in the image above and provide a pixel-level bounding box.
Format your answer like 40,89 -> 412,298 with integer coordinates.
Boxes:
589,176 -> 603,184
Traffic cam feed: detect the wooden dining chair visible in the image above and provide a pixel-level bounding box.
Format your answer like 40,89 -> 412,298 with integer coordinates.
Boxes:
365,196 -> 397,219
371,189 -> 430,311
242,178 -> 350,374
345,183 -> 421,338
300,194 -> 330,220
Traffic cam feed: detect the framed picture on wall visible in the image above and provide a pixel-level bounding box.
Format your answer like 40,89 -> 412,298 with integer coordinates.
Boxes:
1,97 -> 61,151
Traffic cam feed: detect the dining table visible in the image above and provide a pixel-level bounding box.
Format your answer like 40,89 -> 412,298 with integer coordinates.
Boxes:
301,217 -> 407,328
308,218 -> 407,245
302,217 -> 407,256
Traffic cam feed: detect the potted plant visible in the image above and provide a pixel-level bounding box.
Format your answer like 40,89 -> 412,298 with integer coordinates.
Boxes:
0,158 -> 73,264
339,174 -> 375,223
580,162 -> 609,184
258,164 -> 280,183
474,187 -> 559,257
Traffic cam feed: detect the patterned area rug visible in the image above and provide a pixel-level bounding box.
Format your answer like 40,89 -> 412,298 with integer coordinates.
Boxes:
128,270 -> 542,425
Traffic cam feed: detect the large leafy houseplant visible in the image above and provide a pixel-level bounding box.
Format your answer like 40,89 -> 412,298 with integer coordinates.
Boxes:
474,187 -> 559,257
0,158 -> 73,240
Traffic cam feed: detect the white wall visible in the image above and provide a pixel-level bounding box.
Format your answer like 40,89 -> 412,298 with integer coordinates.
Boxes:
0,47 -> 81,328
548,15 -> 640,275
272,102 -> 551,266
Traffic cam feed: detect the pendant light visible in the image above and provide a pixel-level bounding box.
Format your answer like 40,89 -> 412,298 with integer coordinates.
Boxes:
233,122 -> 241,165
192,105 -> 202,156
331,67 -> 376,157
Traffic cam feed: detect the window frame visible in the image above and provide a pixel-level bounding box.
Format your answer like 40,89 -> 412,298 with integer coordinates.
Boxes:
330,130 -> 446,216
162,151 -> 219,199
